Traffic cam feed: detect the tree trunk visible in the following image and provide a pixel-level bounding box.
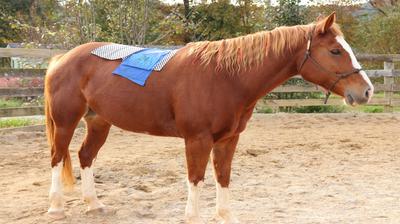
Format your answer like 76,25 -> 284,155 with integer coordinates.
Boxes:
183,0 -> 191,43
183,0 -> 190,21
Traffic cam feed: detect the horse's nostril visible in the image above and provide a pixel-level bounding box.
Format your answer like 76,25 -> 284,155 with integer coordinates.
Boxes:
365,88 -> 371,99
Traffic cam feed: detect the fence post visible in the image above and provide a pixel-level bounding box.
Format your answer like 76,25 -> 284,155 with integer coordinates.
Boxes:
383,61 -> 394,112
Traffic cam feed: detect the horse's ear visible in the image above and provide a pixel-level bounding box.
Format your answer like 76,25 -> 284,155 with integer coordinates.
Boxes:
316,14 -> 324,22
316,12 -> 336,34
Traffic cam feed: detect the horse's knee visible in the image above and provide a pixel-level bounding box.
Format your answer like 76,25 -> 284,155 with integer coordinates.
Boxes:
51,150 -> 65,167
188,174 -> 205,186
215,174 -> 230,188
78,147 -> 94,168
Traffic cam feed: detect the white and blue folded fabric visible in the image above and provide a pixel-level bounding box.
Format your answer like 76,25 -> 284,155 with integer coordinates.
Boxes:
91,43 -> 179,86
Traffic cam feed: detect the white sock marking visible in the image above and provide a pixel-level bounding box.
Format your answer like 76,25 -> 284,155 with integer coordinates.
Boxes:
185,181 -> 202,220
81,166 -> 104,210
48,161 -> 64,213
335,36 -> 374,92
216,183 -> 239,223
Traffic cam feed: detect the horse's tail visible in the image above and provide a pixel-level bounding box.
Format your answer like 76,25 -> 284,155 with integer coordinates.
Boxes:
45,54 -> 75,190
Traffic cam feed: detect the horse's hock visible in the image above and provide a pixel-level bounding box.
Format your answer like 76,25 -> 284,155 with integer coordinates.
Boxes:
1,113 -> 399,223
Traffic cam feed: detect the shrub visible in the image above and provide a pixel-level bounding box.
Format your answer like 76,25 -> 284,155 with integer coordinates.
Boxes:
291,105 -> 345,113
361,106 -> 384,113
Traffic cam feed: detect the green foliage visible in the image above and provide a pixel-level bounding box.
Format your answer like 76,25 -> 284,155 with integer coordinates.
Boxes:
303,3 -> 359,44
0,98 -> 23,108
290,105 -> 345,113
266,0 -> 305,28
257,106 -> 274,113
0,0 -> 63,47
0,0 -> 267,46
1,0 -> 399,51
359,106 -> 384,113
192,1 -> 242,40
0,118 -> 43,128
353,5 -> 400,54
189,0 -> 264,41
0,97 -> 43,109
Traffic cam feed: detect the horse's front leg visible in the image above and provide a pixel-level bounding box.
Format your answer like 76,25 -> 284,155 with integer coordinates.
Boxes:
212,135 -> 240,224
184,134 -> 213,224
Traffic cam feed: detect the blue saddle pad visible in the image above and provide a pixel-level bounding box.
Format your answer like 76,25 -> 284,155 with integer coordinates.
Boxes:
112,48 -> 172,86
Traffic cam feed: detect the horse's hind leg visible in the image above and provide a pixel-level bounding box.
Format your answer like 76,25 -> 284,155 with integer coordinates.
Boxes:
78,113 -> 112,214
47,98 -> 86,219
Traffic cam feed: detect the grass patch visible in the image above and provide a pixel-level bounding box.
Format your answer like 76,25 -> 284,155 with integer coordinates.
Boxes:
345,105 -> 400,113
360,106 -> 384,113
0,98 -> 24,108
0,118 -> 43,128
291,105 -> 345,113
257,106 -> 274,113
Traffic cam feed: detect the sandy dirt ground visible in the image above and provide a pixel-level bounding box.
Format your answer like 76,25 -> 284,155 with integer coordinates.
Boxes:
0,113 -> 400,224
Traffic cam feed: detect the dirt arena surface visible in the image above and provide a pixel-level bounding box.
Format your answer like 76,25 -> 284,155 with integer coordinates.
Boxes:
0,113 -> 399,224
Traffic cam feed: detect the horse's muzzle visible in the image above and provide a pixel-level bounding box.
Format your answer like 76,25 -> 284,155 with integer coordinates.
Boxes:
345,86 -> 373,106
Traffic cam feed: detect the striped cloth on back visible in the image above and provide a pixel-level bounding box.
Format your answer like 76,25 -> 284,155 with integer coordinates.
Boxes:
91,44 -> 144,60
91,43 -> 179,71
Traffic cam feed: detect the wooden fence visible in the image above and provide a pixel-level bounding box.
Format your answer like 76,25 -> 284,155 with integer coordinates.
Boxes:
0,48 -> 399,117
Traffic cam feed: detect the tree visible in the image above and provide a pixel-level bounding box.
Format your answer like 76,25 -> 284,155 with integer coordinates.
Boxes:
369,0 -> 399,15
237,0 -> 265,34
354,4 -> 400,53
303,2 -> 360,44
183,0 -> 191,42
0,0 -> 63,47
266,0 -> 304,28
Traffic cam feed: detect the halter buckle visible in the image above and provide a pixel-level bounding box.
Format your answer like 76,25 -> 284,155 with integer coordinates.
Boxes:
306,39 -> 311,51
324,92 -> 331,104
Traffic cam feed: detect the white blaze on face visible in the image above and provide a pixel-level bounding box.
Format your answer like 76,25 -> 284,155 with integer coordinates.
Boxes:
48,161 -> 64,212
335,36 -> 374,93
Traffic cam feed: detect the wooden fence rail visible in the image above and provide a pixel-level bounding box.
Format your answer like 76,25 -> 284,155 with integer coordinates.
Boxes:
1,48 -> 400,61
0,68 -> 46,77
0,48 -> 399,117
2,84 -> 400,98
0,48 -> 67,58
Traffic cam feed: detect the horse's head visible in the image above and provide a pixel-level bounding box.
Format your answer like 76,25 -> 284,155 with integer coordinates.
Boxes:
298,12 -> 373,105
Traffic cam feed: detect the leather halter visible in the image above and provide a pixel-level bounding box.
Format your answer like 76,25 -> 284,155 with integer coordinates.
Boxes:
298,26 -> 361,104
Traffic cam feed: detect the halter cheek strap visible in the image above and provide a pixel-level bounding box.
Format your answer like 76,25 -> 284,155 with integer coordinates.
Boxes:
298,26 -> 362,104
298,32 -> 313,71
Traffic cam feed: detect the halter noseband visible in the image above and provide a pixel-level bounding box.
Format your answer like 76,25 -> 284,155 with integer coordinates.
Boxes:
298,26 -> 361,104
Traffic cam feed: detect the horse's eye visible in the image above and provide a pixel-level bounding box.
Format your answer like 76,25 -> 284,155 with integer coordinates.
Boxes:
330,49 -> 341,55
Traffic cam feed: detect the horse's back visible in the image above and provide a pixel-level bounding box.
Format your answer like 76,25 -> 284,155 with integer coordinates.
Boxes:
46,42 -> 183,136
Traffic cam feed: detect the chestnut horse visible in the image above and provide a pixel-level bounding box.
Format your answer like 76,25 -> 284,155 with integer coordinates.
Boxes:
46,13 -> 373,223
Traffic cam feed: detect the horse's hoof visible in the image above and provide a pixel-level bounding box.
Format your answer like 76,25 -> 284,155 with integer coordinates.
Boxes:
85,206 -> 116,216
47,210 -> 66,220
220,220 -> 240,224
220,216 -> 240,224
186,216 -> 205,224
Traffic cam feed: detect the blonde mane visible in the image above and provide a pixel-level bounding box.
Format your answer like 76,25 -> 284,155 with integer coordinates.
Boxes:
187,23 -> 342,73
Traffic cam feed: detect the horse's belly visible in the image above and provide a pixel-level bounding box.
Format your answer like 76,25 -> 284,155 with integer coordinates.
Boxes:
112,116 -> 179,137
94,102 -> 179,137
83,76 -> 180,137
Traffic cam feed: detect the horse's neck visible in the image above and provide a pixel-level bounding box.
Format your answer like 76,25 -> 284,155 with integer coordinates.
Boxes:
237,51 -> 301,105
